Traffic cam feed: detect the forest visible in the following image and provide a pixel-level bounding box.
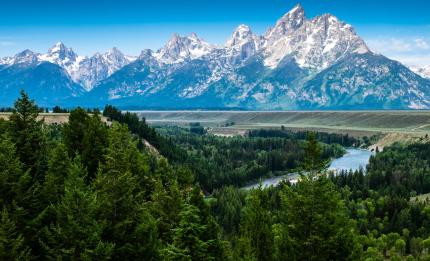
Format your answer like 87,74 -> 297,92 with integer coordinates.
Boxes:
155,126 -> 345,191
1,91 -> 430,260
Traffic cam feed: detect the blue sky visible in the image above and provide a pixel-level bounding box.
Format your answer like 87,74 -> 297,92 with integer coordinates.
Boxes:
1,0 -> 430,66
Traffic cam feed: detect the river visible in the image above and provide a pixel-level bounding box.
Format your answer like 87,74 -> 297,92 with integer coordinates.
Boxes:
244,148 -> 374,190
328,148 -> 374,173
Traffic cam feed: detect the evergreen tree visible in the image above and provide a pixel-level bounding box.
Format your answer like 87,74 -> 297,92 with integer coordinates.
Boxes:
212,186 -> 245,236
41,142 -> 71,204
189,186 -> 226,260
100,122 -> 149,177
94,123 -> 158,259
81,113 -> 108,178
42,157 -> 113,260
63,107 -> 89,157
272,223 -> 294,261
0,208 -> 31,260
302,132 -> 327,173
0,135 -> 30,208
150,177 -> 183,243
63,108 -> 108,178
238,187 -> 273,261
280,176 -> 358,260
94,167 -> 159,259
8,90 -> 46,177
161,203 -> 215,261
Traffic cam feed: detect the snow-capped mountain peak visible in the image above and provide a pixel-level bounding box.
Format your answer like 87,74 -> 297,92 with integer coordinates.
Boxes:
154,33 -> 214,64
225,24 -> 261,62
10,49 -> 40,64
263,4 -> 369,70
106,47 -> 123,59
226,25 -> 255,47
102,47 -> 131,71
265,4 -> 305,41
70,47 -> 135,91
44,42 -> 79,63
278,3 -> 305,28
0,42 -> 135,92
38,42 -> 84,81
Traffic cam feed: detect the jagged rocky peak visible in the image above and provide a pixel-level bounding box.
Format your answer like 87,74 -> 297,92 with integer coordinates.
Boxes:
135,49 -> 160,68
71,47 -> 135,91
225,24 -> 261,61
106,47 -> 125,58
139,49 -> 153,58
155,32 -> 213,63
103,47 -> 128,64
277,3 -> 305,28
108,46 -> 122,55
263,3 -> 369,69
47,42 -> 78,61
226,24 -> 257,47
12,49 -> 40,64
139,49 -> 159,62
265,3 -> 305,40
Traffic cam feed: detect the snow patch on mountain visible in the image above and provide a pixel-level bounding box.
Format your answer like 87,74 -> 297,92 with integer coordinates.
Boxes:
154,33 -> 214,64
262,4 -> 369,70
8,50 -> 40,65
72,47 -> 135,91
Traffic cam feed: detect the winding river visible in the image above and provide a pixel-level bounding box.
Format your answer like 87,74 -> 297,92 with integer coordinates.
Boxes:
244,148 -> 374,190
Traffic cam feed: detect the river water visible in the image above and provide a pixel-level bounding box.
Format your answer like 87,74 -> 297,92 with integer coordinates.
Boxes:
328,148 -> 374,173
244,148 -> 374,190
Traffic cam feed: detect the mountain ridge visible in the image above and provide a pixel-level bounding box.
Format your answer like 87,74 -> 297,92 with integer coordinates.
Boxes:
1,3 -> 430,110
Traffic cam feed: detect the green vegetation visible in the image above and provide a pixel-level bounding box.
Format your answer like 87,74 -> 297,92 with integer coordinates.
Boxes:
2,92 -> 430,260
156,126 -> 345,191
327,142 -> 430,259
103,105 -> 186,162
249,128 -> 359,146
0,92 -> 226,260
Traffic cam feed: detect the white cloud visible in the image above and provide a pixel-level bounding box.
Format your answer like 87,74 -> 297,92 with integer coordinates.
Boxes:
414,38 -> 429,50
366,37 -> 430,66
367,38 -> 430,53
390,55 -> 430,67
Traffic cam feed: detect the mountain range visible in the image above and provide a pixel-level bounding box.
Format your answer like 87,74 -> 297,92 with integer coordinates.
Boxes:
1,4 -> 430,109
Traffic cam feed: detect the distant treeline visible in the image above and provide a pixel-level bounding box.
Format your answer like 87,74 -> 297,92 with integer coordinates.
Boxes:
51,106 -> 100,114
249,128 -> 373,147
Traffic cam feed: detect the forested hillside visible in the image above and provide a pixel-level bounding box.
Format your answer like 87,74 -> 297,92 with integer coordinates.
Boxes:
1,92 -> 430,260
155,126 -> 345,191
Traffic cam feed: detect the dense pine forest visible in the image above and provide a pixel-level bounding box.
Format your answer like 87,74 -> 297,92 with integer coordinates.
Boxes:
2,91 -> 430,260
